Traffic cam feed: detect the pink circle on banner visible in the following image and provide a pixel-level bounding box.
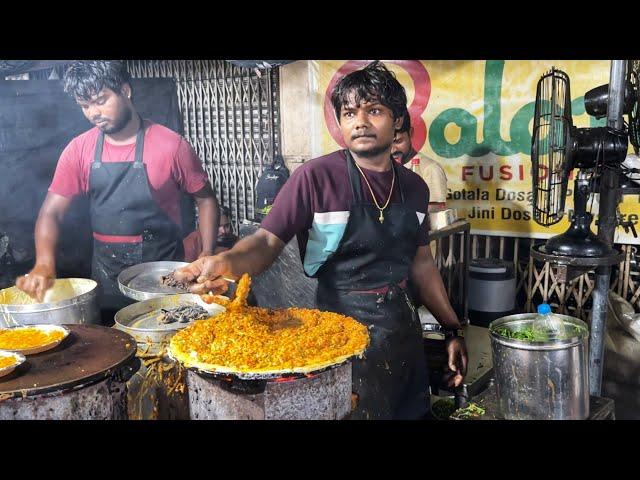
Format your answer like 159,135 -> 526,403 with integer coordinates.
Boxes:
323,60 -> 431,151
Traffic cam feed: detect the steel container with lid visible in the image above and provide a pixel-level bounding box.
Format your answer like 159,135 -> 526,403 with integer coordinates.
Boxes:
489,312 -> 589,420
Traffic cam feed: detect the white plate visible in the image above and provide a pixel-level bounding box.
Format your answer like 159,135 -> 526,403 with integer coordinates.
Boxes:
0,324 -> 70,355
0,350 -> 26,378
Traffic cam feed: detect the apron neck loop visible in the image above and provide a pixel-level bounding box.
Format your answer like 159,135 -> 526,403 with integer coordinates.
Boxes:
93,114 -> 145,167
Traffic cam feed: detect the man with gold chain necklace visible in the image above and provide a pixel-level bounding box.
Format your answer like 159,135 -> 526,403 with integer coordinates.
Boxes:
175,61 -> 467,420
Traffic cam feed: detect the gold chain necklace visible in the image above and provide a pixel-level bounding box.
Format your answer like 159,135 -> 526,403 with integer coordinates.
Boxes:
354,161 -> 395,223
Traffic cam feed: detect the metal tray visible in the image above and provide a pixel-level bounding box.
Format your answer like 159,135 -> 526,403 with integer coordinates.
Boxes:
118,261 -> 190,301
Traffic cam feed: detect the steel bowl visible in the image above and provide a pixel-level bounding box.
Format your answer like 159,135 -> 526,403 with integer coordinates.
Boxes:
0,279 -> 99,328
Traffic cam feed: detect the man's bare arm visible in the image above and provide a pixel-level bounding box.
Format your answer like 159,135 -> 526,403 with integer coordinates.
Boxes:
174,228 -> 285,294
192,183 -> 219,256
16,192 -> 73,301
410,245 -> 461,329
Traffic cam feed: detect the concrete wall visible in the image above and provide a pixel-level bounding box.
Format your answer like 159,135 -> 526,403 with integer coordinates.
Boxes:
279,61 -> 316,172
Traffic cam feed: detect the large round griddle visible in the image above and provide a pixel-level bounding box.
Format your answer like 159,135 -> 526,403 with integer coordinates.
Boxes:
0,324 -> 137,399
168,346 -> 363,381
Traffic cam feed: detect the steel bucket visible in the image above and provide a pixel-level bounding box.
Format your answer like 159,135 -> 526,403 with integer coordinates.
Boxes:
0,278 -> 100,327
489,313 -> 589,420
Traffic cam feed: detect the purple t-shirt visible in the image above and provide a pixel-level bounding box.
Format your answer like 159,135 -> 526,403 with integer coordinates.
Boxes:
261,150 -> 430,276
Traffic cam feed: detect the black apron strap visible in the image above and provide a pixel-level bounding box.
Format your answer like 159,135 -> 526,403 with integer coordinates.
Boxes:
344,150 -> 365,203
393,158 -> 406,204
93,131 -> 105,168
133,119 -> 145,168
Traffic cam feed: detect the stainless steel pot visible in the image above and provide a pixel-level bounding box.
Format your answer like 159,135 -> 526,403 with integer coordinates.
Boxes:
0,279 -> 100,328
114,294 -> 225,355
489,313 -> 589,420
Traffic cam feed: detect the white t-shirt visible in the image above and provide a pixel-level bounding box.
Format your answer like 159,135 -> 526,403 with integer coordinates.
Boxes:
403,151 -> 447,204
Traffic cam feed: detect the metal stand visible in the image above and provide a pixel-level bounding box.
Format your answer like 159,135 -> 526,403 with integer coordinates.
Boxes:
588,60 -> 628,397
530,244 -> 623,283
590,267 -> 612,395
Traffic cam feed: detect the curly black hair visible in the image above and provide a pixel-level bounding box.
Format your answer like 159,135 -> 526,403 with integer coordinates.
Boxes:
331,61 -> 407,121
63,60 -> 131,101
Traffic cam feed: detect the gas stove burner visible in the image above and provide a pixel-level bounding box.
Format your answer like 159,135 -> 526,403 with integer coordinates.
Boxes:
184,355 -> 352,382
218,376 -> 267,395
197,369 -> 323,394
272,372 -> 319,383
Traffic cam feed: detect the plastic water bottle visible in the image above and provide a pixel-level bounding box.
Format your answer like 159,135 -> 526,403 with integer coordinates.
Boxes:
533,303 -> 566,340
538,303 -> 552,316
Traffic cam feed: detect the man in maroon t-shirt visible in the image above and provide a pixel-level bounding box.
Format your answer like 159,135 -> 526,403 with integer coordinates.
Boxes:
16,60 -> 219,318
175,61 -> 467,420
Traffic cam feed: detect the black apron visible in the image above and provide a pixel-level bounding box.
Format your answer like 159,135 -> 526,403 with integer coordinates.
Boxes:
313,150 -> 428,420
89,120 -> 184,313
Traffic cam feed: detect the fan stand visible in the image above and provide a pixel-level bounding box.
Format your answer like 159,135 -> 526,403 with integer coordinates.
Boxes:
532,174 -> 623,282
531,61 -> 631,397
544,176 -> 615,258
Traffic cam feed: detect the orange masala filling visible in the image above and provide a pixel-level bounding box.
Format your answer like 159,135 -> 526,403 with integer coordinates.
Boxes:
174,275 -> 369,373
0,328 -> 65,350
0,356 -> 17,369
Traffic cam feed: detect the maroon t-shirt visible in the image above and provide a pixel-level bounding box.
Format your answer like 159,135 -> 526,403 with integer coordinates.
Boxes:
261,150 -> 430,276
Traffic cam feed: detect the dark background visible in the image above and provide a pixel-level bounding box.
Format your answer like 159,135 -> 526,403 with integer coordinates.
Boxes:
0,78 -> 189,288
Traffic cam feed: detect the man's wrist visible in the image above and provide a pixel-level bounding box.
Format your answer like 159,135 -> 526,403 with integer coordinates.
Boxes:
444,328 -> 465,340
34,262 -> 56,274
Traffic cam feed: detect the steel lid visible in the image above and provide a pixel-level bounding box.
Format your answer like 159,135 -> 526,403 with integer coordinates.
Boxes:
117,261 -> 190,301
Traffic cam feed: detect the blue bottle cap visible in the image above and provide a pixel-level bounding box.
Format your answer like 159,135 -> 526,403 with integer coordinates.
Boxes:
537,303 -> 551,314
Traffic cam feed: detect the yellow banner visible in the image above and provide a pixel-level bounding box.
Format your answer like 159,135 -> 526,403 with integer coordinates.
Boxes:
313,60 -> 639,244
